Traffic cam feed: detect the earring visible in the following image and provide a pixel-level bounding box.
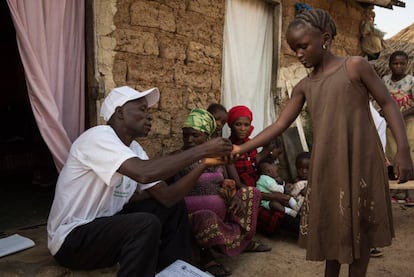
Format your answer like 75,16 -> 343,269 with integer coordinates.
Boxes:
323,43 -> 327,50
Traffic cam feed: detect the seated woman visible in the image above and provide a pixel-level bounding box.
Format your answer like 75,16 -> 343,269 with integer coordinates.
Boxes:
227,105 -> 259,187
227,105 -> 300,236
172,108 -> 270,277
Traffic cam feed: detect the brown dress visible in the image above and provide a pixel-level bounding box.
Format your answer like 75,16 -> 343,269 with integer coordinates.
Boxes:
297,58 -> 394,264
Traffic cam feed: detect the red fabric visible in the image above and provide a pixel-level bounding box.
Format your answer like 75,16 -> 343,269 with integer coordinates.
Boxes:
232,148 -> 258,187
227,106 -> 284,235
256,207 -> 285,235
227,105 -> 252,126
227,105 -> 254,137
228,105 -> 257,187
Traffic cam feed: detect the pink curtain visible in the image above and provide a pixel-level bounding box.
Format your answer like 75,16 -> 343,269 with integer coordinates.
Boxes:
6,0 -> 85,171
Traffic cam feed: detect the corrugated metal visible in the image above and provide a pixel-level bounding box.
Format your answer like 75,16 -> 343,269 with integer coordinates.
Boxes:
356,0 -> 405,9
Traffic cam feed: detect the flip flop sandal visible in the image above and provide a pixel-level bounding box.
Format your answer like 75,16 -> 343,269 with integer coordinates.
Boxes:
404,198 -> 414,207
203,260 -> 232,277
244,240 -> 272,252
370,248 -> 383,257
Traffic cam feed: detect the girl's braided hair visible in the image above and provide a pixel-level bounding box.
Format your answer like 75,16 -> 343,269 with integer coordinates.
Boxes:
288,8 -> 337,39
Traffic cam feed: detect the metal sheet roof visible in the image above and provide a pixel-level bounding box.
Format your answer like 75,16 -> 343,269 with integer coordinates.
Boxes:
356,0 -> 405,9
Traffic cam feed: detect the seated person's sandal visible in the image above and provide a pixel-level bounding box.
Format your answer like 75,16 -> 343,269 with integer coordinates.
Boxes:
203,260 -> 231,277
244,240 -> 272,252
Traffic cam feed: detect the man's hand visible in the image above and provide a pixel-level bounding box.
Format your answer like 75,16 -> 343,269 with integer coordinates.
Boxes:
224,144 -> 241,163
202,157 -> 225,167
201,138 -> 233,158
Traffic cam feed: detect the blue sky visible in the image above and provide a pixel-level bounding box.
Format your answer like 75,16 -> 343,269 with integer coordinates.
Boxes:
374,3 -> 414,39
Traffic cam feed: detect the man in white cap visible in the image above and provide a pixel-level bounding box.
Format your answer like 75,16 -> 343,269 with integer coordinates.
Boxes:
47,86 -> 233,276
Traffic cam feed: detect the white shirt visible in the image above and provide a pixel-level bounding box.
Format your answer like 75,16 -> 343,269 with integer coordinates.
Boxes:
369,101 -> 386,152
47,125 -> 159,255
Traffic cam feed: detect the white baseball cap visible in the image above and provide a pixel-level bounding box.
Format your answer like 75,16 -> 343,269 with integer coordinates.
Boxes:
100,86 -> 160,121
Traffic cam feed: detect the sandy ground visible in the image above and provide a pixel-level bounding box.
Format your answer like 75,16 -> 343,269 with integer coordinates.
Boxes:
219,203 -> 414,277
0,204 -> 413,277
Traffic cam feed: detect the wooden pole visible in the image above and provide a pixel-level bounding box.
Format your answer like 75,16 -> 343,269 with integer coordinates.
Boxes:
389,180 -> 414,190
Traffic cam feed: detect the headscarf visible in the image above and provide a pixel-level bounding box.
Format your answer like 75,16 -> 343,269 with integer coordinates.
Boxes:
227,105 -> 254,141
183,108 -> 216,137
228,106 -> 258,186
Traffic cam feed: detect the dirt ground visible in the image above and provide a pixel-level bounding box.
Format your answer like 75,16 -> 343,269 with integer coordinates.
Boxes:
0,204 -> 413,277
220,203 -> 414,277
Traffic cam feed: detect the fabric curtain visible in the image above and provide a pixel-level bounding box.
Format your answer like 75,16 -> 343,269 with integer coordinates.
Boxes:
7,0 -> 85,170
221,0 -> 275,137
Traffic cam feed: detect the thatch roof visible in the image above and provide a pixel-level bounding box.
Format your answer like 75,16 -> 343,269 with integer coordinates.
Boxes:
371,22 -> 414,77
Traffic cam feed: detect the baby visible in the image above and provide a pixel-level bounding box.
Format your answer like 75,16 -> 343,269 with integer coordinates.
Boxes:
256,158 -> 302,217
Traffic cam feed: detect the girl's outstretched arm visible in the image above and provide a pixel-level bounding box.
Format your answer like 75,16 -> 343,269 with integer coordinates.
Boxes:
234,86 -> 305,155
350,57 -> 413,182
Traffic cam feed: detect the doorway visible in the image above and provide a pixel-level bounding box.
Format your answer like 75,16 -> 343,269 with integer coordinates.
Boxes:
0,1 -> 57,232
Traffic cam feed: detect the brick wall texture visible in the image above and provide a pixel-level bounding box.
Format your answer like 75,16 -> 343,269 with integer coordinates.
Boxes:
96,0 -> 364,157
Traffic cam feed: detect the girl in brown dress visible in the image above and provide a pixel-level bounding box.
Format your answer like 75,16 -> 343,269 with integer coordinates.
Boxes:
231,8 -> 413,277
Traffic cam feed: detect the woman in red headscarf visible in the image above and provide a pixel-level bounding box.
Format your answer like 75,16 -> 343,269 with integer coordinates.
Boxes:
228,105 -> 258,187
228,105 -> 300,236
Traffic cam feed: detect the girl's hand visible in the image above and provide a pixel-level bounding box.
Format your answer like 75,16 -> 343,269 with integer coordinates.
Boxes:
228,144 -> 241,162
232,144 -> 241,155
393,151 -> 414,183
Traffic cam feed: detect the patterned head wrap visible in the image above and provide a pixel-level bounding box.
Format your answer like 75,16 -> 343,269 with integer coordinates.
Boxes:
183,108 -> 216,137
227,105 -> 254,139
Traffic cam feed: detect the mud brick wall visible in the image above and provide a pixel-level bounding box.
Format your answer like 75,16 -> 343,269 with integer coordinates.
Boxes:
97,0 -> 225,157
95,0 -> 364,157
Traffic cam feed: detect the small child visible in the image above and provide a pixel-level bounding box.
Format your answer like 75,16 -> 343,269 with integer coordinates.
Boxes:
286,152 -> 310,210
256,158 -> 302,217
207,103 -> 228,138
286,152 -> 311,207
294,151 -> 310,181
